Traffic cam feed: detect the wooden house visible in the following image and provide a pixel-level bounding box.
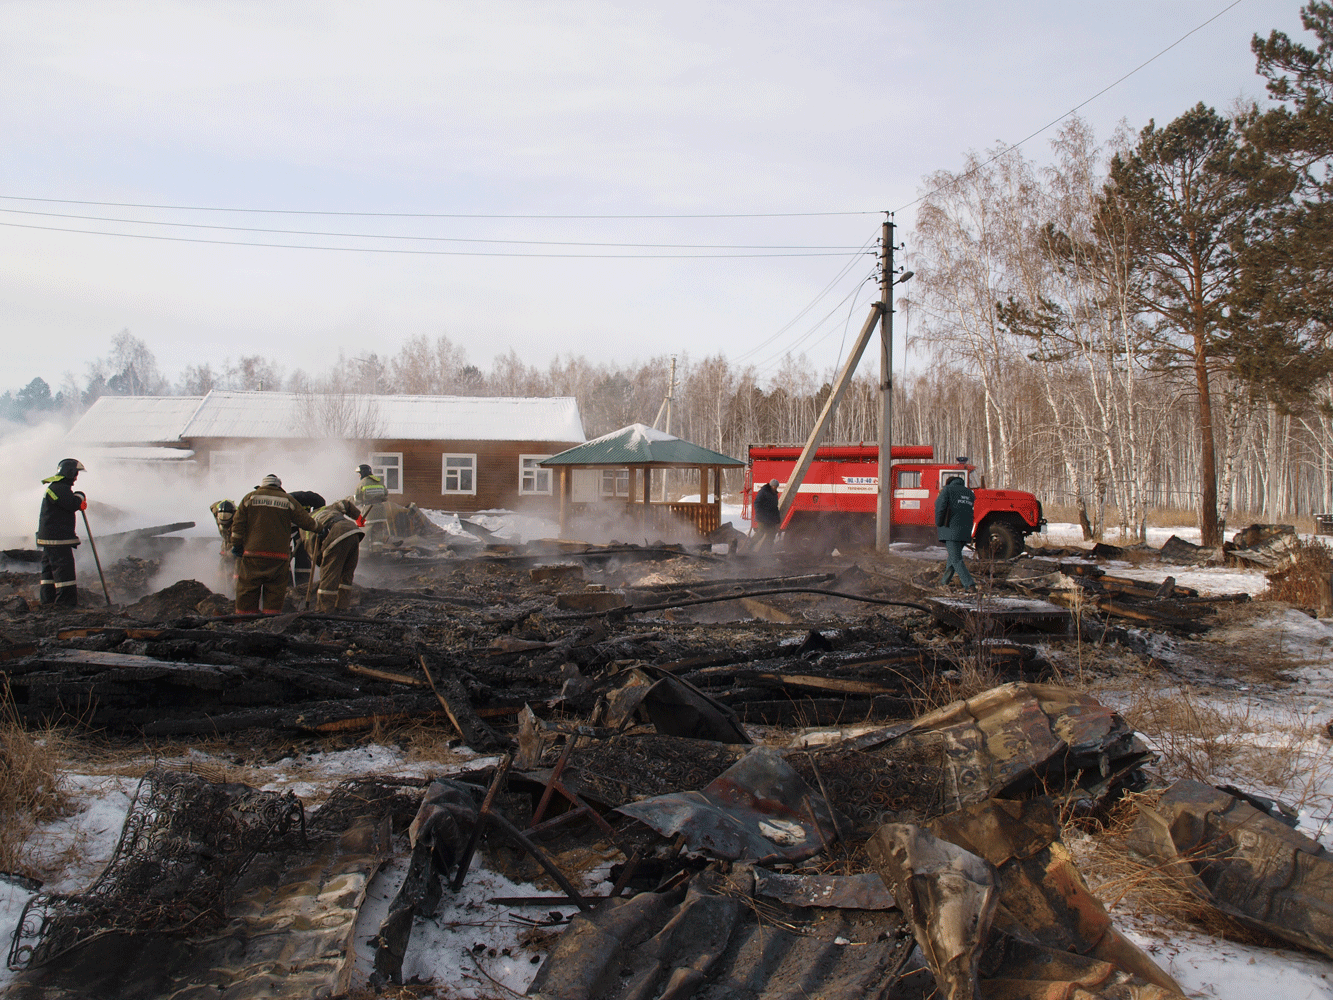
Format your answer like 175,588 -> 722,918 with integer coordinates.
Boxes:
66,391 -> 587,513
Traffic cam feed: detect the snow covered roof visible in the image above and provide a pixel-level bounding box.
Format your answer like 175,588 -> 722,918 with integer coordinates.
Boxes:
84,446 -> 197,462
68,391 -> 587,445
65,396 -> 204,446
542,423 -> 742,467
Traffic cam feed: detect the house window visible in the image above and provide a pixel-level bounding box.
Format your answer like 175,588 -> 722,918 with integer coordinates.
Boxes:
369,452 -> 403,493
442,454 -> 476,495
601,469 -> 630,497
519,455 -> 553,495
897,470 -> 921,489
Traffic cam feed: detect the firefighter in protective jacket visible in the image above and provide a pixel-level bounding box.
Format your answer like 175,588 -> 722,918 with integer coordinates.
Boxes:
37,458 -> 86,606
303,499 -> 366,611
229,474 -> 321,614
935,475 -> 976,591
354,464 -> 390,547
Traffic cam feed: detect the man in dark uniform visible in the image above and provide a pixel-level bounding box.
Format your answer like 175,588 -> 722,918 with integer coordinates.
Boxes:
37,458 -> 86,606
750,478 -> 782,553
935,475 -> 976,591
287,491 -> 326,597
229,474 -> 322,615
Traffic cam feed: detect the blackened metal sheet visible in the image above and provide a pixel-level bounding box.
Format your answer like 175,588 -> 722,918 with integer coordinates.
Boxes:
538,734 -> 751,809
527,867 -> 912,1000
791,683 -> 1150,831
615,748 -> 846,863
867,800 -> 1185,1000
1128,778 -> 1333,959
750,868 -> 895,910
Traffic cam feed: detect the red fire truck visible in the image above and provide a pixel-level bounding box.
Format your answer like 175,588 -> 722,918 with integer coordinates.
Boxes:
742,444 -> 1046,558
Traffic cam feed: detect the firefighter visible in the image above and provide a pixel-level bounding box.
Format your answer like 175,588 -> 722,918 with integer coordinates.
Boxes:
209,498 -> 238,597
303,499 -> 366,611
36,458 -> 86,606
229,474 -> 322,615
935,475 -> 977,591
209,500 -> 236,549
354,464 -> 390,548
750,478 -> 782,553
287,491 -> 326,596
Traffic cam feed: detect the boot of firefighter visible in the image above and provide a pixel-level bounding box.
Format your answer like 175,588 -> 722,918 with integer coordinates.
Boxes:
54,583 -> 78,607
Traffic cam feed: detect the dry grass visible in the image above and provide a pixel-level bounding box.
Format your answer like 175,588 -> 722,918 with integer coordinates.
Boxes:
1264,536 -> 1333,609
1066,790 -> 1283,948
1112,678 -> 1333,808
0,695 -> 70,875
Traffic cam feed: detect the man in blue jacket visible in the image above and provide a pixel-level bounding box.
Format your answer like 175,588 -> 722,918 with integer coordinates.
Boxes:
935,475 -> 976,591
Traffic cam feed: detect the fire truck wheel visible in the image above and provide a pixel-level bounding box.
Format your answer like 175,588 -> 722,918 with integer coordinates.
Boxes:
977,521 -> 1019,560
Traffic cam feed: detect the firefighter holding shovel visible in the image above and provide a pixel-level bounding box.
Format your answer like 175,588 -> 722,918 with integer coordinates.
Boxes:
36,458 -> 88,606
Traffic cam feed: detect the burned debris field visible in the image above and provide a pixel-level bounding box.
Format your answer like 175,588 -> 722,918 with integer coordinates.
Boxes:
0,523 -> 1331,1000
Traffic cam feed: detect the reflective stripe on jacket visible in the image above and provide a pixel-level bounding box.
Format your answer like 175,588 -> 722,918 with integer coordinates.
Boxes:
304,500 -> 366,563
356,475 -> 389,506
37,474 -> 81,545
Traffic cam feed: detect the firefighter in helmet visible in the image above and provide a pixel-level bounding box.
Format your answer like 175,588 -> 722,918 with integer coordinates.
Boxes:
303,499 -> 366,611
209,498 -> 238,597
37,458 -> 86,606
209,500 -> 236,549
229,474 -> 322,615
354,463 -> 390,548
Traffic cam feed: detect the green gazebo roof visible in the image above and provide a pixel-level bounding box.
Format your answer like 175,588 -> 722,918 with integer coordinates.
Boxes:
541,423 -> 743,468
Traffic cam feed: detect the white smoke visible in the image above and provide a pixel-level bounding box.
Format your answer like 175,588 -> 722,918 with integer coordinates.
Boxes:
1,423 -> 365,598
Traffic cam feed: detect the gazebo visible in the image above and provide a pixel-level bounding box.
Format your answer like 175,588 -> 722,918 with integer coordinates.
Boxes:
541,424 -> 744,538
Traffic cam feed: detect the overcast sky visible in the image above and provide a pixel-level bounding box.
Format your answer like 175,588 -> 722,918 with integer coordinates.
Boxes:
0,0 -> 1307,394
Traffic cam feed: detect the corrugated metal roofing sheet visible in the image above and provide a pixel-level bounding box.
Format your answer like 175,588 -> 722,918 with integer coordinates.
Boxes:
181,391 -> 586,442
64,396 -> 204,446
542,423 -> 742,467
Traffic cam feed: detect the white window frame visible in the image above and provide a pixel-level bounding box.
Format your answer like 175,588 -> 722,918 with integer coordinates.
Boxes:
897,470 -> 922,489
210,450 -> 244,474
519,454 -> 553,496
442,453 -> 477,495
601,468 -> 630,497
368,452 -> 404,493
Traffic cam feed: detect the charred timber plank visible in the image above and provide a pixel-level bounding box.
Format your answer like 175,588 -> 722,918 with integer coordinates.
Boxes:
739,598 -> 796,623
346,662 -> 428,687
753,673 -> 899,695
21,648 -> 243,686
420,656 -> 504,750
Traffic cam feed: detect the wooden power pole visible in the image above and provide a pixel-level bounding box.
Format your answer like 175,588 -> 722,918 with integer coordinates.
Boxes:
876,217 -> 894,551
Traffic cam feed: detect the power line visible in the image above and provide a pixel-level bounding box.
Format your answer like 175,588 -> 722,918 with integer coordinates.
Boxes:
891,0 -> 1247,214
0,193 -> 875,220
0,219 -> 859,258
0,206 -> 860,250
730,231 -> 880,363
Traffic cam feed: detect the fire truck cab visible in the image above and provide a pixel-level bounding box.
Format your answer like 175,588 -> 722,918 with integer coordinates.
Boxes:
742,444 -> 1045,558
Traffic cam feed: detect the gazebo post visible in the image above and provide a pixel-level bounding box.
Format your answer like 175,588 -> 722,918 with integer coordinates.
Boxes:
559,467 -> 570,537
641,465 -> 650,535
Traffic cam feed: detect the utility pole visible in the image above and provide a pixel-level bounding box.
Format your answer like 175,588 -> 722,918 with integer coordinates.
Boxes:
665,355 -> 676,435
876,216 -> 894,551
